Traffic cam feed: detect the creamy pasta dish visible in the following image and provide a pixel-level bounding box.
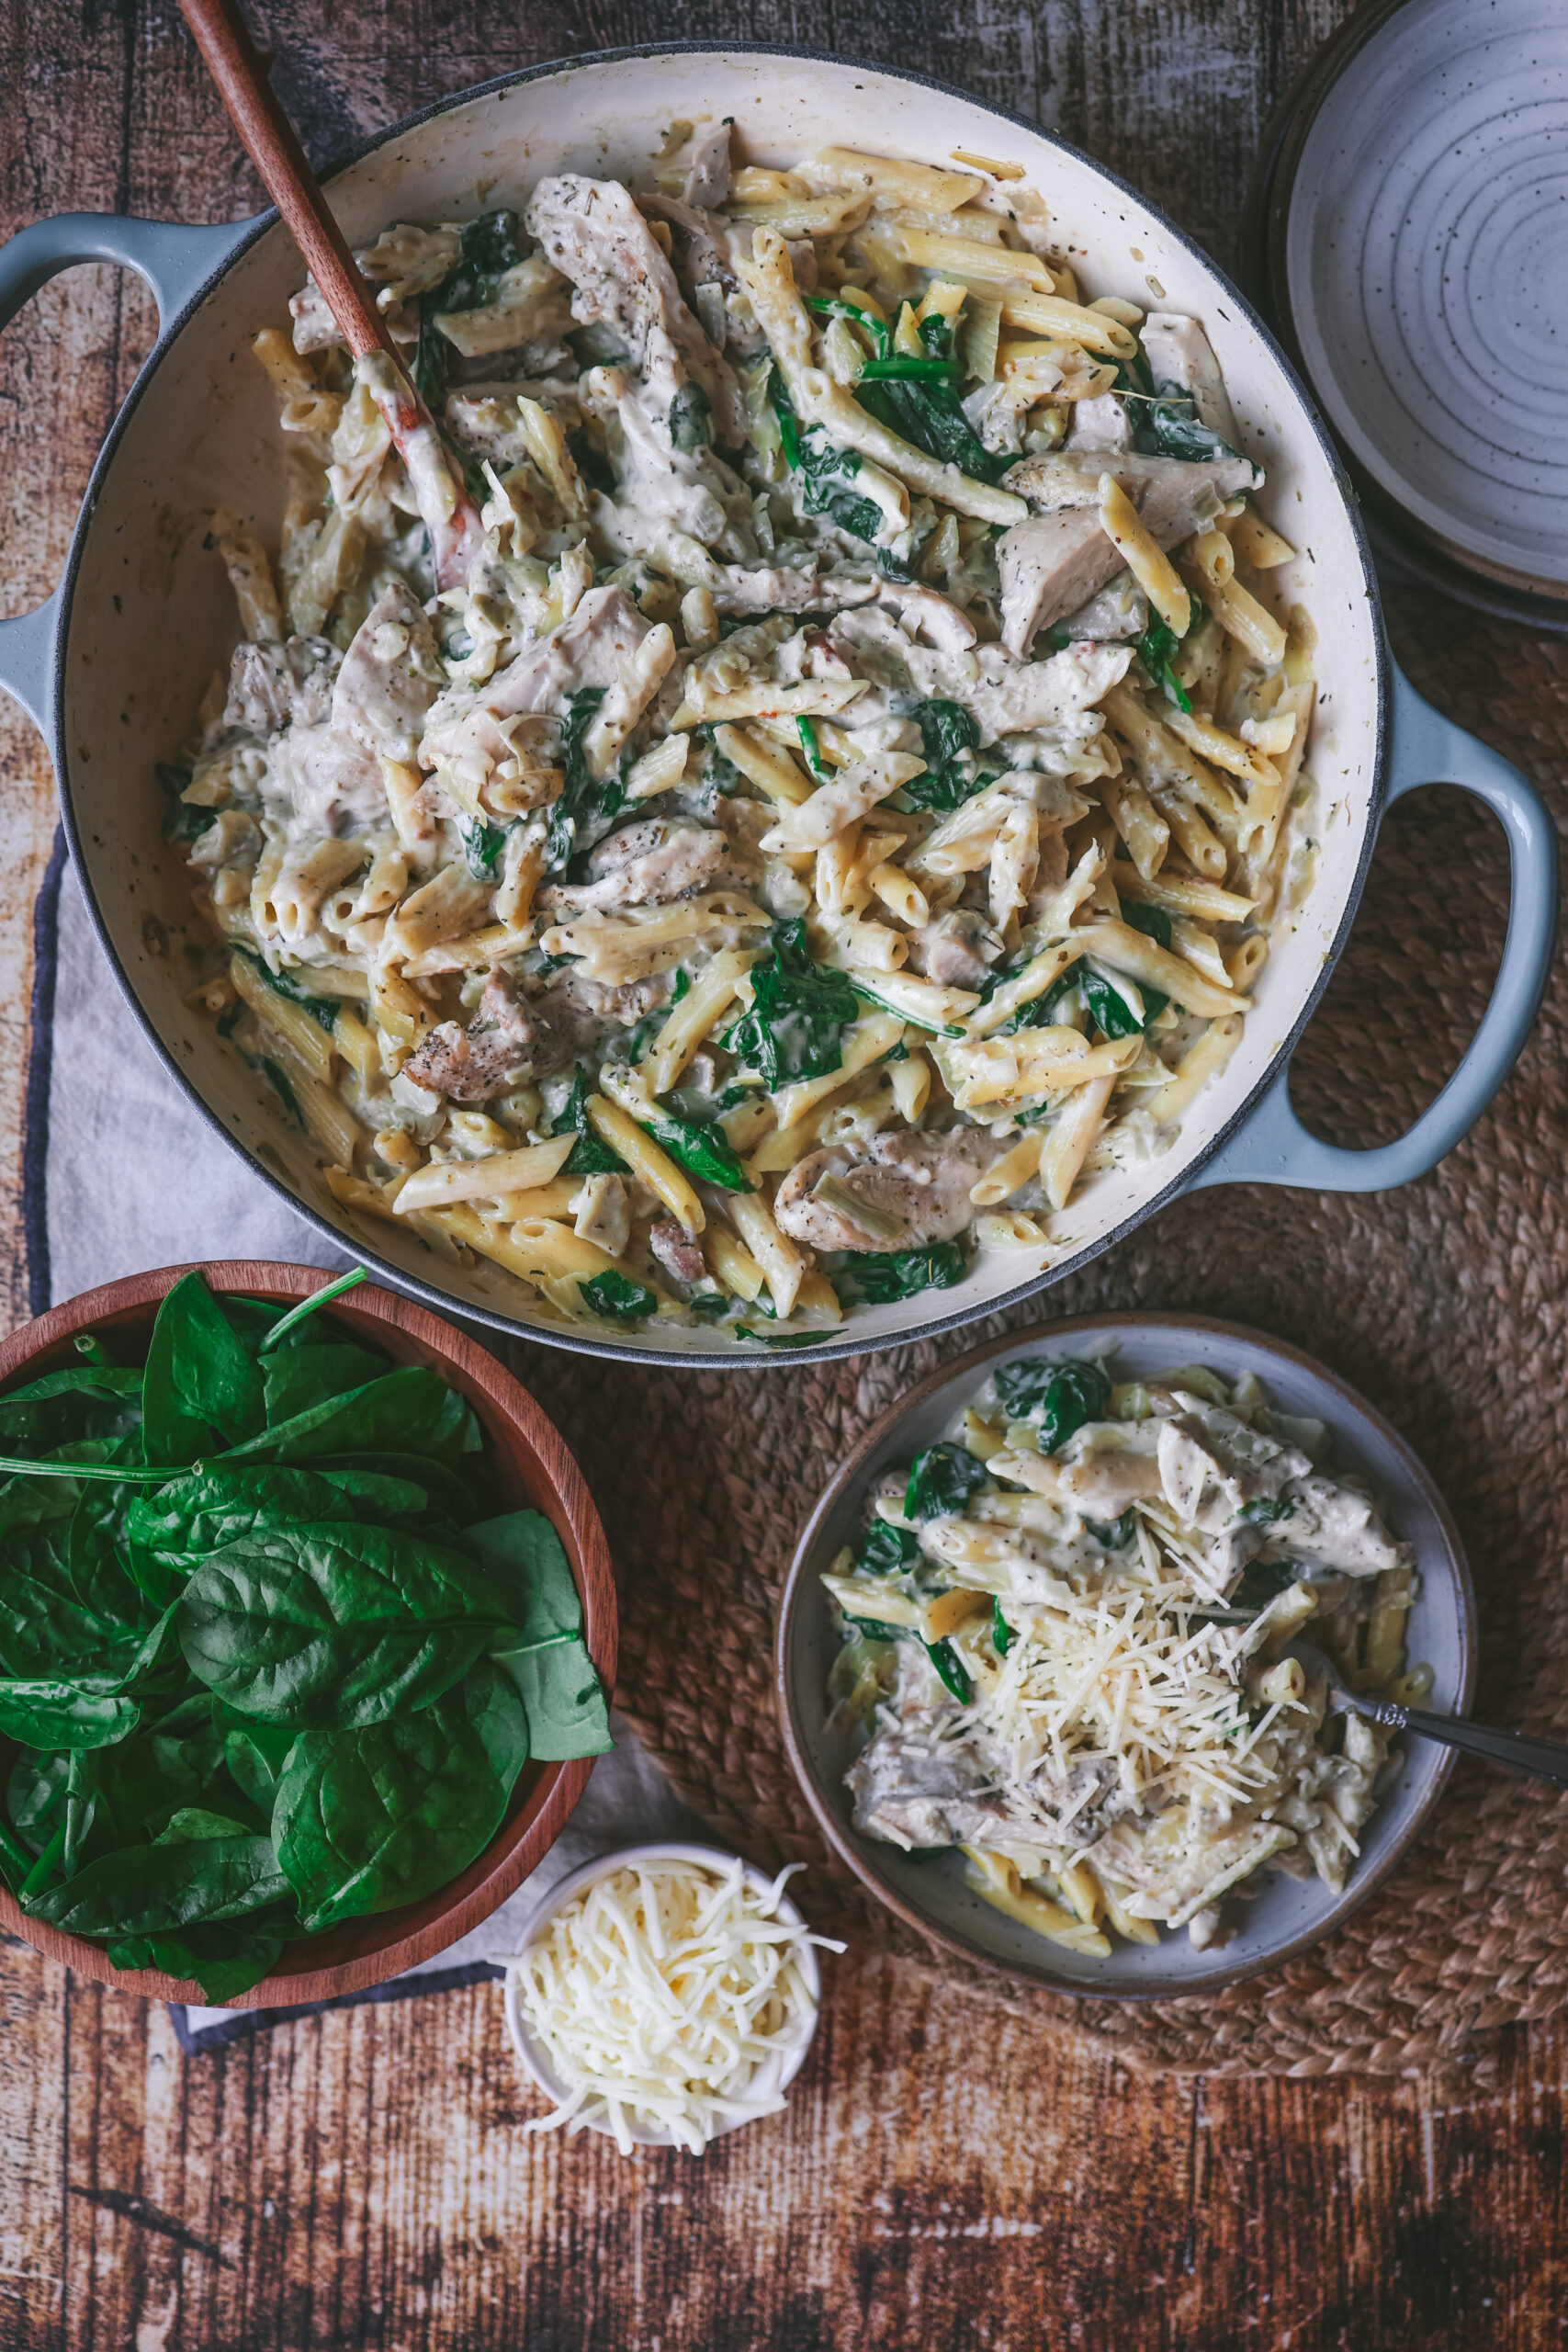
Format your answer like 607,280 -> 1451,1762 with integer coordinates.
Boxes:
825,1353 -> 1427,1953
165,126 -> 1317,1343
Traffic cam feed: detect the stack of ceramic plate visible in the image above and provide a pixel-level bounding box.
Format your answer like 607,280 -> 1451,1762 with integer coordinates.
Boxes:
1249,0 -> 1568,629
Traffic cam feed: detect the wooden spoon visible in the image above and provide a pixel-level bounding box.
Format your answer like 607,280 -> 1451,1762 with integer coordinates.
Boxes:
176,0 -> 484,590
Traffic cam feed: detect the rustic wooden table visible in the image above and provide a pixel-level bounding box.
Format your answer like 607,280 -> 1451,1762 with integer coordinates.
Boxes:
1,2 -> 1563,2344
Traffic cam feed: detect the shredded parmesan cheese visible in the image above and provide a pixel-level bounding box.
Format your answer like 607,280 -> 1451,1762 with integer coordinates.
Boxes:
507,1858 -> 842,2154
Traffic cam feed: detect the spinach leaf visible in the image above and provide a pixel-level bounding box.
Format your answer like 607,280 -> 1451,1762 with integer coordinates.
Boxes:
905,1442 -> 988,1525
177,1522 -> 509,1727
728,918 -> 858,1087
1122,900 -> 1174,952
28,1831 -> 289,1936
65,1434 -> 161,1628
272,1660 -> 531,1932
1085,1510 -> 1136,1550
123,1914 -> 291,2003
308,1450 -> 481,1526
158,763 -> 211,846
545,687 -> 626,872
412,208 -> 524,410
669,382 -> 713,452
924,1636 -> 973,1703
991,1599 -> 1011,1657
142,1272 -> 266,1467
636,1101 -> 752,1193
0,1520 -> 128,1677
251,1268 -> 370,1355
580,1272 -> 658,1323
214,1702 -> 299,1815
1079,966 -> 1145,1041
857,1520 -> 919,1577
844,1614 -> 907,1644
457,813 -> 514,881
125,1464 -> 367,1576
232,946 -> 341,1035
854,369 -> 1006,483
893,697 -> 989,814
8,1747 -> 70,1852
1236,1496 -> 1295,1526
553,1063 -> 626,1177
993,1356 -> 1111,1452
1145,382 -> 1243,465
463,1510 -> 612,1759
0,1368 -> 142,1454
0,1679 -> 141,1751
768,369 -> 885,546
261,1342 -> 390,1427
1134,616 -> 1192,713
832,1244 -> 967,1306
218,1364 -> 480,1472
803,292 -> 892,359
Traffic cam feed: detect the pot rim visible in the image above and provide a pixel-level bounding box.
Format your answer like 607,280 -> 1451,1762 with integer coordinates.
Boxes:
43,41 -> 1391,1372
773,1307 -> 1477,2000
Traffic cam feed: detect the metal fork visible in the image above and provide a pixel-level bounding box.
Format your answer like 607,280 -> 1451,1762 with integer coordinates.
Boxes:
1288,1640 -> 1568,1790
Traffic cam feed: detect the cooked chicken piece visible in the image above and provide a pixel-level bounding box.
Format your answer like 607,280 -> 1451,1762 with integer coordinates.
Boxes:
640,194 -> 817,319
1259,1476 -> 1414,1579
959,639 -> 1132,741
267,721 -> 388,838
848,1725 -> 1014,1851
904,910 -> 1005,990
332,581 -> 445,765
1056,570 -> 1148,641
536,818 -> 753,914
682,121 -> 732,210
225,635 -> 339,734
996,449 -> 1257,654
420,586 -> 652,784
524,175 -> 746,445
571,1172 -> 631,1258
773,1128 -> 1000,1252
1139,313 -> 1241,447
526,968 -> 671,1076
400,969 -> 535,1102
1066,390 -> 1134,451
879,582 -> 978,651
649,1216 -> 707,1286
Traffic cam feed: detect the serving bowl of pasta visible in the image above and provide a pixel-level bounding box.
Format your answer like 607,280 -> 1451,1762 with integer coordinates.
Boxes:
775,1313 -> 1475,1995
0,46 -> 1554,1363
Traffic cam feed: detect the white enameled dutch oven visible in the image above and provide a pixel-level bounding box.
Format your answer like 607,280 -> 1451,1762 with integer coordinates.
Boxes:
0,45 -> 1556,1366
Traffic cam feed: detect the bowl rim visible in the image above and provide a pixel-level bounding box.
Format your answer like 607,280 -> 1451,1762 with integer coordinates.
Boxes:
774,1308 -> 1478,1999
0,1261 -> 618,2007
500,1838 -> 823,2147
40,39 -> 1394,1374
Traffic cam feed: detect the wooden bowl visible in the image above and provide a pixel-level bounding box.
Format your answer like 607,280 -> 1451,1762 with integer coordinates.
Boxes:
0,1261 -> 617,2008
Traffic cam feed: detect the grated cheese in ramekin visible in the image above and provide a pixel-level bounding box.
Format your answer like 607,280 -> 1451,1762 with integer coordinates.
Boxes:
506,1856 -> 842,2154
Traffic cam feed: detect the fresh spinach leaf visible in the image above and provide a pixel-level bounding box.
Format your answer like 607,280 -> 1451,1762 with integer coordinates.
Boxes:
459,1510 -> 582,1645
177,1521 -> 510,1727
0,1679 -> 141,1751
272,1660 -> 531,1932
580,1272 -> 658,1323
252,1268 -> 370,1355
905,1442 -> 988,1525
993,1357 -> 1111,1451
213,1702 -> 299,1815
142,1272 -> 266,1467
545,687 -> 626,871
308,1450 -> 480,1525
832,1244 -> 968,1306
125,1464 -> 367,1576
463,1511 -> 611,1759
261,1343 -> 391,1428
0,1368 -> 142,1454
728,918 -> 858,1088
218,1364 -> 480,1472
28,1831 -> 289,1936
130,1913 -> 291,2002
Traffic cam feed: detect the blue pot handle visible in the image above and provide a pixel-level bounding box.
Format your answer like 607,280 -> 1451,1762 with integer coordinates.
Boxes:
0,211 -> 258,729
1191,662 -> 1557,1193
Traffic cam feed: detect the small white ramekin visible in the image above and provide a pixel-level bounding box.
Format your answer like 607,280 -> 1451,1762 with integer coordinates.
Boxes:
501,1840 -> 824,2151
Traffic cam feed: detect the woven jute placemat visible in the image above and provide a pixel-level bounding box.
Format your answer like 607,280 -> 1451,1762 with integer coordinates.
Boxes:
506,582 -> 1567,2079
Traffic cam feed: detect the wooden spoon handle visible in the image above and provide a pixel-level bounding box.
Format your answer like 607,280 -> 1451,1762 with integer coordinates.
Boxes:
176,0 -> 394,361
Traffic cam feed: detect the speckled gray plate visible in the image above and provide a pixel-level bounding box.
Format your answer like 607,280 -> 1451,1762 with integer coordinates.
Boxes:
776,1315 -> 1477,1999
1274,0 -> 1568,606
